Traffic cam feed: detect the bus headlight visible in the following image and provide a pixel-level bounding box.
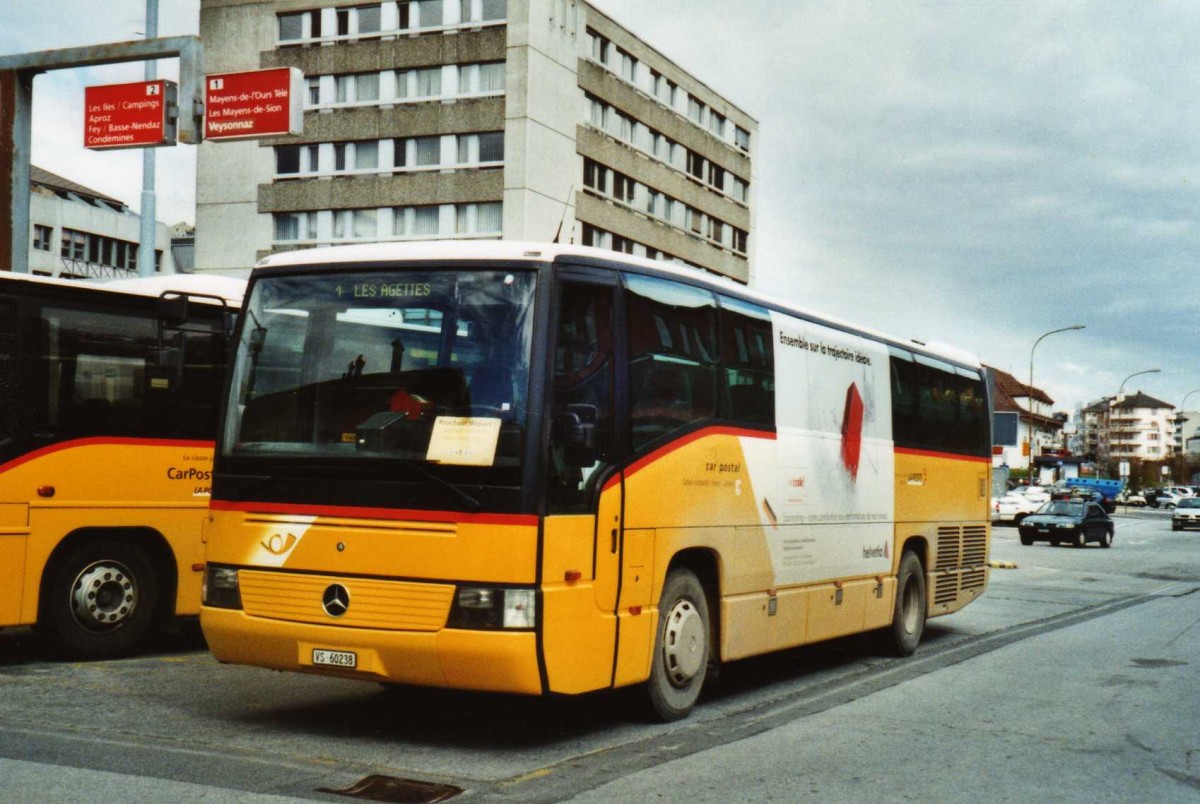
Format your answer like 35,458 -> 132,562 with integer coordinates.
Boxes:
448,586 -> 536,630
202,565 -> 243,609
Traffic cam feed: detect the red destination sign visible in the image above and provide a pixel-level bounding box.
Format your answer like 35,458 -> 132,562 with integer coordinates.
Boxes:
205,67 -> 304,141
84,79 -> 176,150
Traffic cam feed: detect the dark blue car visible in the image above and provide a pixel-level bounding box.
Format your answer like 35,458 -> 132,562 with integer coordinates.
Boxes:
1018,500 -> 1114,548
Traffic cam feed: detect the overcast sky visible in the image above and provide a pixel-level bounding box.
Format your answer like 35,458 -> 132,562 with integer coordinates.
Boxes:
3,0 -> 1197,414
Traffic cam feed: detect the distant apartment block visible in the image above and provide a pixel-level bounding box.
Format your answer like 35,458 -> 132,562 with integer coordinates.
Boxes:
28,167 -> 174,279
1075,391 -> 1175,463
196,0 -> 757,282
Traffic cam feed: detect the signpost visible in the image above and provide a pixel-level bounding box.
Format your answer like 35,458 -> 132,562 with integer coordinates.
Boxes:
204,67 -> 304,141
84,79 -> 177,150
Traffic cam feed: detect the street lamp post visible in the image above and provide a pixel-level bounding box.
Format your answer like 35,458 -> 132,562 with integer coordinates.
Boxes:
1028,325 -> 1085,475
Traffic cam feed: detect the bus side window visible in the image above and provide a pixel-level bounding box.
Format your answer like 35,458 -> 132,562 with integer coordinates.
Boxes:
625,275 -> 718,450
717,295 -> 774,427
549,281 -> 615,514
38,306 -> 164,439
889,348 -> 919,449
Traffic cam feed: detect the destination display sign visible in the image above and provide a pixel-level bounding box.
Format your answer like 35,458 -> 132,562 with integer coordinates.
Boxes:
84,79 -> 177,150
204,67 -> 304,141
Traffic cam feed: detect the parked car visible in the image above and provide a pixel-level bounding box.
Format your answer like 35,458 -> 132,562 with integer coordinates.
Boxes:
1018,500 -> 1114,548
1172,498 -> 1200,531
1115,490 -> 1146,507
995,487 -> 1052,524
1151,490 -> 1184,509
1167,486 -> 1196,498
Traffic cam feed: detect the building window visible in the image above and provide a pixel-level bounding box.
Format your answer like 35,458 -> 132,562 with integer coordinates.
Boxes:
588,29 -> 609,64
413,205 -> 440,235
416,0 -> 444,28
687,150 -> 706,181
477,131 -> 504,163
274,211 -> 317,242
688,96 -> 706,126
455,202 -> 502,235
732,176 -> 749,204
32,224 -> 52,251
709,111 -> 726,138
278,12 -> 304,42
276,145 -> 301,175
356,4 -> 382,34
461,0 -> 505,23
733,228 -> 748,254
335,72 -> 380,104
735,126 -> 751,152
307,77 -> 321,107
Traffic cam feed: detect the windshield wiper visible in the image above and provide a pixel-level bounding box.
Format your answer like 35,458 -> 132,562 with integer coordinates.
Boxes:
406,461 -> 482,513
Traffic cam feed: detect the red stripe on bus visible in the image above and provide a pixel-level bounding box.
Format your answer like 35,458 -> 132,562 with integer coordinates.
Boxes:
622,426 -> 776,481
894,446 -> 991,463
209,499 -> 538,528
0,437 -> 214,475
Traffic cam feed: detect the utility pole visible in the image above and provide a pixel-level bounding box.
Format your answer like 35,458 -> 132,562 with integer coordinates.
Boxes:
137,0 -> 159,277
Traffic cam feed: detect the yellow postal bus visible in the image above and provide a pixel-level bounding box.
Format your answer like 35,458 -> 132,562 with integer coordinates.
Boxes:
0,273 -> 242,658
200,243 -> 989,719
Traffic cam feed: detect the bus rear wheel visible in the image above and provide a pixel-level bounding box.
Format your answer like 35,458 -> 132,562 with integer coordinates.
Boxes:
40,539 -> 158,660
890,551 -> 926,656
647,569 -> 710,722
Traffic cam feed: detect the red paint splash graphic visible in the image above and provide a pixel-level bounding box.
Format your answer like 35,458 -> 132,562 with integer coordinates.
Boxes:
841,382 -> 864,481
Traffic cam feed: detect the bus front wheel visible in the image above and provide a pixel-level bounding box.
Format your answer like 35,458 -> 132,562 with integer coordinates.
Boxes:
890,551 -> 926,656
647,569 -> 710,722
40,539 -> 158,660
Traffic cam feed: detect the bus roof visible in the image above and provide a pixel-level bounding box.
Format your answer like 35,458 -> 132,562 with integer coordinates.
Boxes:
0,271 -> 245,306
255,242 -> 980,370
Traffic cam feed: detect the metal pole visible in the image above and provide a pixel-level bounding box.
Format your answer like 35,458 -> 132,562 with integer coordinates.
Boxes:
137,0 -> 158,277
1027,324 -> 1085,476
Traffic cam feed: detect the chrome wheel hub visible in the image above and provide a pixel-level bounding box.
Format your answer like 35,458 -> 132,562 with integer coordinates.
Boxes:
71,561 -> 136,632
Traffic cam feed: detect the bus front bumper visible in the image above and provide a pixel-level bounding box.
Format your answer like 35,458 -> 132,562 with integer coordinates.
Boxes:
200,607 -> 542,694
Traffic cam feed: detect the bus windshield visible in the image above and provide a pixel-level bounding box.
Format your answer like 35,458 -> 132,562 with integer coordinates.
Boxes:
222,268 -> 536,472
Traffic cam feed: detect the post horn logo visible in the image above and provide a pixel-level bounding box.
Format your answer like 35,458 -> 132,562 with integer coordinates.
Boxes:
261,532 -> 297,556
322,584 -> 351,617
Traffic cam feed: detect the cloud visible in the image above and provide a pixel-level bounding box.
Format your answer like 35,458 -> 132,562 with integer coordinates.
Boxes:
7,0 -> 1200,412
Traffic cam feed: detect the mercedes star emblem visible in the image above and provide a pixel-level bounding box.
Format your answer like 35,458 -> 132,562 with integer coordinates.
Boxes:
322,584 -> 351,617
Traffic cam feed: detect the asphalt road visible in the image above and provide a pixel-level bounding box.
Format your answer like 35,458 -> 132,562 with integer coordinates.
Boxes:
1,509 -> 1197,802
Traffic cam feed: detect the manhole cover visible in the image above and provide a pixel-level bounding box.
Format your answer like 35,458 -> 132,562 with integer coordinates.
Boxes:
317,775 -> 463,803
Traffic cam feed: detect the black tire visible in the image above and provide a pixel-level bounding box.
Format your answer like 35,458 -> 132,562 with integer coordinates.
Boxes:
1019,532 -> 1033,546
1172,523 -> 1182,532
1073,529 -> 1087,548
647,569 -> 710,722
1100,529 -> 1113,548
890,551 -> 926,656
40,539 -> 158,660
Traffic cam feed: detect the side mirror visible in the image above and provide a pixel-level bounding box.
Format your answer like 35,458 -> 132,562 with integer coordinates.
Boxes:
157,294 -> 189,326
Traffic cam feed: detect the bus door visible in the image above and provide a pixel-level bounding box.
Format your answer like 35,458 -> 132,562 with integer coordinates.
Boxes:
544,272 -> 624,692
0,297 -> 24,623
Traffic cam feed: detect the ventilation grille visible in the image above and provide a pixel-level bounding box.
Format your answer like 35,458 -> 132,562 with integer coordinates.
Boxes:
936,526 -> 961,571
962,526 -> 988,566
934,573 -> 959,605
239,570 -> 455,631
962,568 -> 987,591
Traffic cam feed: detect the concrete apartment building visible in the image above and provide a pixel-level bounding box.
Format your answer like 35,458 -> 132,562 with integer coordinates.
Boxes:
29,167 -> 176,279
196,0 -> 756,281
1074,392 -> 1176,464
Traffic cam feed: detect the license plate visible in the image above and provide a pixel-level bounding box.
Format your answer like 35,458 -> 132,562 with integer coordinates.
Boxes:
312,648 -> 357,669
1037,528 -> 1050,534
